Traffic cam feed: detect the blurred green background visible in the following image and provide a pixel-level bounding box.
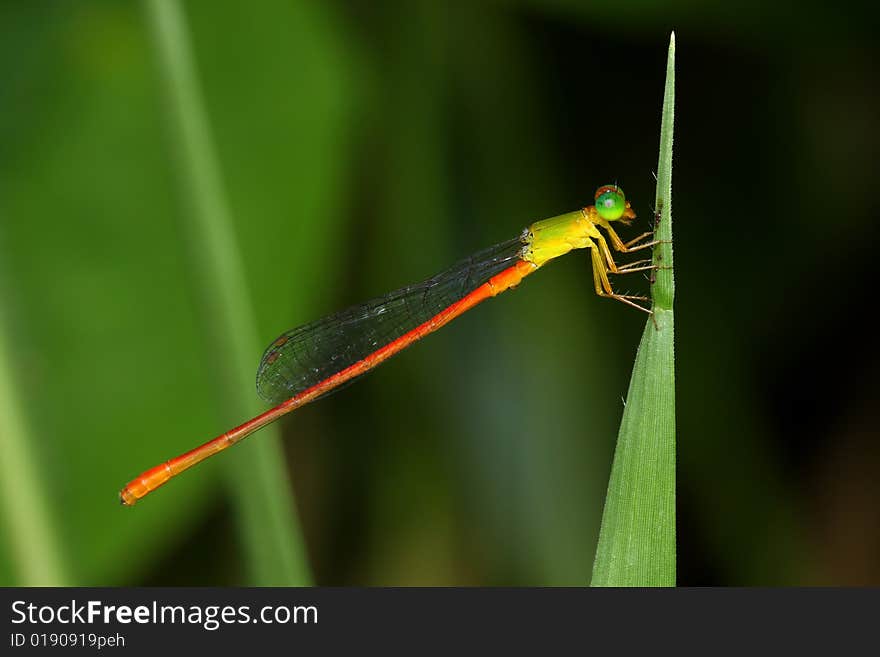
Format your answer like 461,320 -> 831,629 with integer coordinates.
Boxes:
1,0 -> 878,586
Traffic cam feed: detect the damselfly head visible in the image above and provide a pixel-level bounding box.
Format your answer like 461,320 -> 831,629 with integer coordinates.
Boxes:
594,184 -> 636,225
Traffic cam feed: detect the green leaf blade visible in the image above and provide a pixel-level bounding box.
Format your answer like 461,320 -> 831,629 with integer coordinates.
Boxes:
591,32 -> 676,587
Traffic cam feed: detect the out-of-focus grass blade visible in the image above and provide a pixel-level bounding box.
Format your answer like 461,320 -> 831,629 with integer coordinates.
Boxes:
143,0 -> 311,585
0,305 -> 68,586
591,32 -> 676,587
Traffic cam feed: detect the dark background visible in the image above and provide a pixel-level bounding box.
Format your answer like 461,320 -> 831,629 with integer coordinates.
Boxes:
1,1 -> 878,586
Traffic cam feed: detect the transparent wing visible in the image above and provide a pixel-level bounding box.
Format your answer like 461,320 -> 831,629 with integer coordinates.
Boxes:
256,236 -> 526,404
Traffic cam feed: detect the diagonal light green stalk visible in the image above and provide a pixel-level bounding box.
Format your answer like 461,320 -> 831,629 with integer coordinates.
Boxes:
591,32 -> 676,586
0,309 -> 69,585
143,0 -> 311,585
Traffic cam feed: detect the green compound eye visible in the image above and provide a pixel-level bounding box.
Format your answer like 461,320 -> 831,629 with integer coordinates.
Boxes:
594,185 -> 627,221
